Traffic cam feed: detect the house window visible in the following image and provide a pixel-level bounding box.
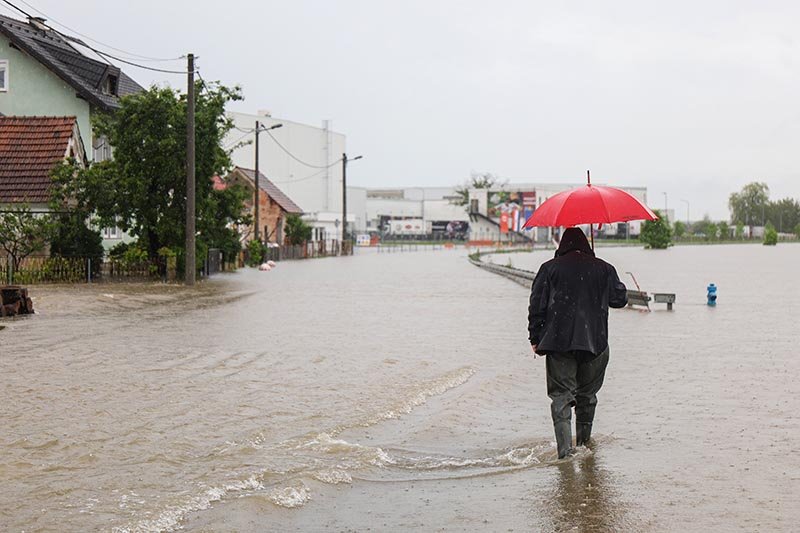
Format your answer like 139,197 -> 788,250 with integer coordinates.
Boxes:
93,135 -> 112,162
102,220 -> 120,239
0,60 -> 8,92
102,75 -> 118,96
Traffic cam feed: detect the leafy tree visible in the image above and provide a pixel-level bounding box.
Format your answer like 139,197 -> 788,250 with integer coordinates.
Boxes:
795,223 -> 800,240
49,213 -> 104,261
0,206 -> 54,270
764,197 -> 800,233
763,222 -> 778,245
198,183 -> 250,263
284,214 -> 313,245
728,182 -> 769,227
51,82 -> 245,266
735,222 -> 745,239
452,171 -> 501,207
640,209 -> 672,249
692,215 -> 718,241
717,221 -> 730,241
673,220 -> 686,238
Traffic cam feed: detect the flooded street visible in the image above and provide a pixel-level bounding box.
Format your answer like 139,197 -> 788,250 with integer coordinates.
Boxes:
2,244 -> 799,532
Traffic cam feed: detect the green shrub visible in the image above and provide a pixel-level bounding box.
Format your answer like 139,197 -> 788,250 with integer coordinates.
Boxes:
285,214 -> 313,245
640,210 -> 672,249
247,239 -> 264,266
763,222 -> 778,245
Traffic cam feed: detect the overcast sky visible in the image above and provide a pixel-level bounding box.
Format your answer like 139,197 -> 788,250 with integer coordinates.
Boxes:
5,0 -> 800,220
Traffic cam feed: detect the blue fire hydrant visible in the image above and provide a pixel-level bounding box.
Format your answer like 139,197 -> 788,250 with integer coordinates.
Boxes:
707,283 -> 717,306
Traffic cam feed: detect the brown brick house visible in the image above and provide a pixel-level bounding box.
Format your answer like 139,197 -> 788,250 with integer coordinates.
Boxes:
222,166 -> 303,245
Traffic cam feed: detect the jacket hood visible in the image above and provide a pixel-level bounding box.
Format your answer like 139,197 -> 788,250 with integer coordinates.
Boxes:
555,227 -> 595,257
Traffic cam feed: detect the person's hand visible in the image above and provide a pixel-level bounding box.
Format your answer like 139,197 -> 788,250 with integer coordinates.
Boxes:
530,344 -> 538,358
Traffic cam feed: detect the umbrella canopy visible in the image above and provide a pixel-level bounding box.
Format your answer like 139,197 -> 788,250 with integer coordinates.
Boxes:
523,174 -> 658,229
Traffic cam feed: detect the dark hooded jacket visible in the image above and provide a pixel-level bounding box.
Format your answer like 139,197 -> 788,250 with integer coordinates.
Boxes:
528,228 -> 628,355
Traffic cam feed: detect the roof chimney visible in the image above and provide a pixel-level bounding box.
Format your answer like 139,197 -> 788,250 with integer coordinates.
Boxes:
28,16 -> 48,31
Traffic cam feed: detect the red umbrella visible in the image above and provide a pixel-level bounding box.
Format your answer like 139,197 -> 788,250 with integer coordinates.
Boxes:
522,171 -> 658,247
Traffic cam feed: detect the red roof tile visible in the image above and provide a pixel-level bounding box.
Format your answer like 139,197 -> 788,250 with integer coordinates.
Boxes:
0,116 -> 77,204
211,175 -> 227,191
233,167 -> 304,214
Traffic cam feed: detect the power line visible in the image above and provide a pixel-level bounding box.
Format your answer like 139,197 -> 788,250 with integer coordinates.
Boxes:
231,124 -> 342,169
195,68 -> 210,94
223,130 -> 253,149
83,46 -> 190,75
1,0 -> 190,74
271,158 -> 345,184
14,0 -> 183,62
271,167 -> 330,184
265,129 -> 340,169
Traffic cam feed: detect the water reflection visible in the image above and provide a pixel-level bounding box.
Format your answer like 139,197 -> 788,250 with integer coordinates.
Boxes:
540,451 -> 628,532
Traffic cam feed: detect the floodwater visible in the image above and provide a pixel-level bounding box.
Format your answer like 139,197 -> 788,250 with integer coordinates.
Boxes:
1,243 -> 799,532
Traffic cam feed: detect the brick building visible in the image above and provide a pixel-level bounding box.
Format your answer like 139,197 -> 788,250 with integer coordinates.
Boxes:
223,166 -> 303,245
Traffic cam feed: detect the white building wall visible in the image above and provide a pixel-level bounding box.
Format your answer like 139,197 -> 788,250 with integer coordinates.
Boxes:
347,186 -> 368,232
226,111 -> 346,215
366,198 -> 423,221
423,200 -> 469,222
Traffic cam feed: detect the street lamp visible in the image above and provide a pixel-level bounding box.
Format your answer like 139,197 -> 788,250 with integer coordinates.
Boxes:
254,122 -> 283,242
342,153 -> 363,252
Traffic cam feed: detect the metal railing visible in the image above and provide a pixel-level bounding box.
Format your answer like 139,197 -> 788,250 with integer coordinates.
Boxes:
468,251 -> 537,287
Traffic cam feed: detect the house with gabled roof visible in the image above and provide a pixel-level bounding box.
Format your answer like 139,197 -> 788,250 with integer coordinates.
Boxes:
0,115 -> 86,210
0,13 -> 143,162
223,166 -> 304,245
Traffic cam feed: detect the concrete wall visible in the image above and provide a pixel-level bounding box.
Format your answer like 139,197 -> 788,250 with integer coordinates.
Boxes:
0,40 -> 93,157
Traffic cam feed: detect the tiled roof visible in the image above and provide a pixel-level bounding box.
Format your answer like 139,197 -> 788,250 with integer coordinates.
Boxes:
234,167 -> 304,214
0,116 -> 77,203
211,175 -> 227,191
0,14 -> 143,111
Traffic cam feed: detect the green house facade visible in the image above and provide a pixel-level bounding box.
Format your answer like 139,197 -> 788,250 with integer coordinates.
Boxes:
0,14 -> 143,250
0,14 -> 142,162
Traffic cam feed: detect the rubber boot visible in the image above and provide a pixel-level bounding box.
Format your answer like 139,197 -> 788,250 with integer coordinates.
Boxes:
576,422 -> 592,447
554,421 -> 575,459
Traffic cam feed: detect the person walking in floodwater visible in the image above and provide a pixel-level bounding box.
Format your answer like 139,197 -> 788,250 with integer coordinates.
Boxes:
528,227 -> 628,459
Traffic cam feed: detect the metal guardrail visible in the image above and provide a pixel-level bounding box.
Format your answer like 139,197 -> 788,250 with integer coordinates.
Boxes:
468,257 -> 537,287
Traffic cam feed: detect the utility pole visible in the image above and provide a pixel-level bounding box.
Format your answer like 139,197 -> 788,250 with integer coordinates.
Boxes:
185,53 -> 196,285
342,153 -> 348,249
252,122 -> 282,244
254,120 -> 261,243
341,153 -> 363,253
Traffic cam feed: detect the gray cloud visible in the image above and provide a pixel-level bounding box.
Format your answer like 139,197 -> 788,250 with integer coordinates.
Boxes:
6,0 -> 800,219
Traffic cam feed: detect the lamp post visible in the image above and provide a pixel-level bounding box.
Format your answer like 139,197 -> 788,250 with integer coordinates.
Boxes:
341,153 -> 363,253
253,122 -> 283,242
